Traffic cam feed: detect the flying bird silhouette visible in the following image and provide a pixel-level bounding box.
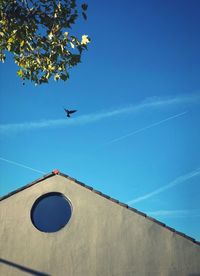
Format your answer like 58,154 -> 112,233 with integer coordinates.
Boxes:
64,108 -> 77,118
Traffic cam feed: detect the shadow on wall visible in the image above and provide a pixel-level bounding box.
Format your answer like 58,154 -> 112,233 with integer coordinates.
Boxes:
0,258 -> 50,276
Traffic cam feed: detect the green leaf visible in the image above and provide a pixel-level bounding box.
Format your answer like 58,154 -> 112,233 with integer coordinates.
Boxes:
60,73 -> 69,81
20,40 -> 25,47
7,37 -> 14,44
81,3 -> 88,11
0,53 -> 6,63
17,69 -> 24,77
54,73 -> 60,81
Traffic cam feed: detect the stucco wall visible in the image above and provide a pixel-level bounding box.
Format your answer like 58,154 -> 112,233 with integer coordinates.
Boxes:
0,175 -> 200,276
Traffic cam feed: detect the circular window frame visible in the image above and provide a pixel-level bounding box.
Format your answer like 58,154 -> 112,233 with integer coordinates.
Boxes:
30,192 -> 72,233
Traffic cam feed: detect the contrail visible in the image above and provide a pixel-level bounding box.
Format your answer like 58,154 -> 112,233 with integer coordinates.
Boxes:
127,167 -> 200,205
0,157 -> 46,174
108,111 -> 188,144
0,93 -> 199,134
145,209 -> 200,218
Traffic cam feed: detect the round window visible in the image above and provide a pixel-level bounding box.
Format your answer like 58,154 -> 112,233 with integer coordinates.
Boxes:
31,192 -> 72,232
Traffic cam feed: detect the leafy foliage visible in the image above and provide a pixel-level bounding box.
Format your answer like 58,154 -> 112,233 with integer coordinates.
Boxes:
0,0 -> 90,84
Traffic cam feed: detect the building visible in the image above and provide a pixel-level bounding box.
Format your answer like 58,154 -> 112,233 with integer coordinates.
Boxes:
0,170 -> 200,276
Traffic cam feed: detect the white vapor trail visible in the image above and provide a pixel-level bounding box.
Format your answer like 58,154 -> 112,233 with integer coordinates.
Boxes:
146,209 -> 200,218
0,157 -> 46,174
107,111 -> 188,144
127,168 -> 200,205
0,93 -> 199,134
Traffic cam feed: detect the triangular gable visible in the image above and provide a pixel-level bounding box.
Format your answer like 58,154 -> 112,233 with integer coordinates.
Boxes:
1,169 -> 199,246
1,170 -> 200,276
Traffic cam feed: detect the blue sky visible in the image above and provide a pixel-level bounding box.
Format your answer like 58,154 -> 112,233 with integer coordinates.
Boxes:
0,0 -> 200,240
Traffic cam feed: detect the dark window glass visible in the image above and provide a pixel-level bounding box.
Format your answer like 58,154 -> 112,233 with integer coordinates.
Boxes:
31,192 -> 72,232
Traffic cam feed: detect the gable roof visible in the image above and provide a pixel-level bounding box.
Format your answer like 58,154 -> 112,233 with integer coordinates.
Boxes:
0,169 -> 199,246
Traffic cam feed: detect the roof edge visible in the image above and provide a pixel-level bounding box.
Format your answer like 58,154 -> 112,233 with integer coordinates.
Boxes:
59,173 -> 200,246
0,172 -> 55,201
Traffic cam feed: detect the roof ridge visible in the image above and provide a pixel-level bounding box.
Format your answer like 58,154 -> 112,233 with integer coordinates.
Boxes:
0,170 -> 199,246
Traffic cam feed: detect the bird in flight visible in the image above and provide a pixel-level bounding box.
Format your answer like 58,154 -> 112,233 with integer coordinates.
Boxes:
64,108 -> 77,118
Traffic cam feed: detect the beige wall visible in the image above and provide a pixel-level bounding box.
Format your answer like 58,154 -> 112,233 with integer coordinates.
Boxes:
0,175 -> 200,276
